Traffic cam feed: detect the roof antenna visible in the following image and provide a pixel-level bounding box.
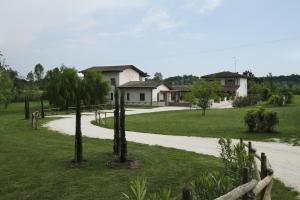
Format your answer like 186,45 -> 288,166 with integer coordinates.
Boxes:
232,56 -> 237,73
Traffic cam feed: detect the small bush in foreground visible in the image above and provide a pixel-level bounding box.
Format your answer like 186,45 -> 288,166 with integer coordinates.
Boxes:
193,171 -> 232,200
232,95 -> 259,108
123,177 -> 171,200
244,107 -> 279,133
218,138 -> 254,186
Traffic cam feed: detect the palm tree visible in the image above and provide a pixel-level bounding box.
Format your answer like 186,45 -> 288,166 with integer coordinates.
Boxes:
74,90 -> 83,163
120,92 -> 127,163
113,89 -> 120,155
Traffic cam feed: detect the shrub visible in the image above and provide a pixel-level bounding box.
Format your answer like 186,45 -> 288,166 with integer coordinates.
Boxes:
193,171 -> 232,200
268,94 -> 284,106
263,110 -> 279,132
218,138 -> 254,186
232,95 -> 259,108
244,110 -> 256,132
244,108 -> 279,133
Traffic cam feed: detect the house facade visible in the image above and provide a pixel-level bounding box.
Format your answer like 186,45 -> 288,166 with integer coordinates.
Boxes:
81,65 -> 188,106
201,71 -> 248,97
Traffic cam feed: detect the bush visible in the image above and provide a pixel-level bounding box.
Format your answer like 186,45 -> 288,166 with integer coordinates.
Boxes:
123,177 -> 171,200
268,95 -> 284,106
218,138 -> 254,186
193,172 -> 232,200
263,110 -> 279,132
232,95 -> 259,108
244,108 -> 279,133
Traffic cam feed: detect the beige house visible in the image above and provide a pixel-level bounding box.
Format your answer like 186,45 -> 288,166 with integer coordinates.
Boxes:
81,65 -> 189,106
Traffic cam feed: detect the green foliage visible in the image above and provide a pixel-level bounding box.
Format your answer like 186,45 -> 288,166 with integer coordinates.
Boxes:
45,66 -> 109,110
263,110 -> 279,132
244,108 -> 279,133
34,63 -> 44,82
232,95 -> 259,108
153,72 -> 163,81
27,71 -> 34,82
0,69 -> 16,108
185,80 -> 221,116
218,138 -> 254,187
268,95 -> 284,106
81,70 -> 110,106
123,177 -> 171,200
165,75 -> 200,85
192,172 -> 232,200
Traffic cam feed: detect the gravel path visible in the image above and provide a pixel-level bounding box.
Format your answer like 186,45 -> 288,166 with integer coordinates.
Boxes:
44,107 -> 300,193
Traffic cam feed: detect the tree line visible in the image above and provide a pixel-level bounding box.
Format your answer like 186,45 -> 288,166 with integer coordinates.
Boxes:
0,52 -> 110,109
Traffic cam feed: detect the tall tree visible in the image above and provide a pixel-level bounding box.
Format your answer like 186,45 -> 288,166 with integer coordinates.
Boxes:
34,63 -> 44,82
81,71 -> 110,106
153,72 -> 163,81
27,71 -> 34,82
185,80 -> 221,116
0,66 -> 15,109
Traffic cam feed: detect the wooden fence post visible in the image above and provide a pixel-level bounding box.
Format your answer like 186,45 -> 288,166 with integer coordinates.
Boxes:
261,153 -> 267,200
182,186 -> 192,200
31,113 -> 34,128
242,167 -> 250,200
248,141 -> 252,154
34,112 -> 38,130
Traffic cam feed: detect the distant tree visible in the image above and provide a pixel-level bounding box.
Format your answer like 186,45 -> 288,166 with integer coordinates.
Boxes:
0,53 -> 16,108
34,63 -> 44,82
243,70 -> 255,78
185,80 -> 221,116
27,71 -> 34,82
0,69 -> 15,108
153,72 -> 163,81
165,75 -> 200,85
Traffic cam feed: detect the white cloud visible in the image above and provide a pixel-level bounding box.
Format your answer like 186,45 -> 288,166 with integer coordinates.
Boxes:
141,9 -> 182,31
183,0 -> 224,14
0,0 -> 147,49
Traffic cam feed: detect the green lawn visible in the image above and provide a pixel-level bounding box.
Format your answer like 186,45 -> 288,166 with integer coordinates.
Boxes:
102,96 -> 300,142
0,102 -> 298,200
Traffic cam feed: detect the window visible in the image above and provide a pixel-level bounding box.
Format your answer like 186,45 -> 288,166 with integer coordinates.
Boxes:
111,93 -> 114,100
157,93 -> 159,102
140,93 -> 145,101
110,78 -> 116,86
127,93 -> 130,101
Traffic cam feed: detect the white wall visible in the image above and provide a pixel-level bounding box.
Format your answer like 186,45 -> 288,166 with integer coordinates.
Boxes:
152,84 -> 170,103
121,88 -> 153,105
236,78 -> 248,97
119,68 -> 143,85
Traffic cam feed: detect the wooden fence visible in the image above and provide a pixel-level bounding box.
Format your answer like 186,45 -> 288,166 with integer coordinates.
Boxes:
43,104 -> 114,115
183,139 -> 274,200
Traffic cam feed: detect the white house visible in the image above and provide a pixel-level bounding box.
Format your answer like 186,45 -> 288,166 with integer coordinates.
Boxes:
201,71 -> 248,97
81,65 -> 189,106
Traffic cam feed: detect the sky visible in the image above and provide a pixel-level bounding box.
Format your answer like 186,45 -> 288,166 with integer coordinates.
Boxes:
1,0 -> 300,78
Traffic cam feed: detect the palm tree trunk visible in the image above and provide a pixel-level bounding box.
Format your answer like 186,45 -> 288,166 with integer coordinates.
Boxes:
74,94 -> 83,163
113,89 -> 120,155
120,92 -> 127,163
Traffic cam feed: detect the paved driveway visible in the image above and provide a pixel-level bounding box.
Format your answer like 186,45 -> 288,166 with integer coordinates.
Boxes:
44,107 -> 300,193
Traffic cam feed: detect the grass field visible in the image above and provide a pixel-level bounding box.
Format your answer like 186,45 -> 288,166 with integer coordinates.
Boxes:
0,102 -> 298,200
102,96 -> 300,142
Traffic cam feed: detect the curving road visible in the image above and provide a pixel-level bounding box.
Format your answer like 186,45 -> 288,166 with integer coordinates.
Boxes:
43,107 -> 300,193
